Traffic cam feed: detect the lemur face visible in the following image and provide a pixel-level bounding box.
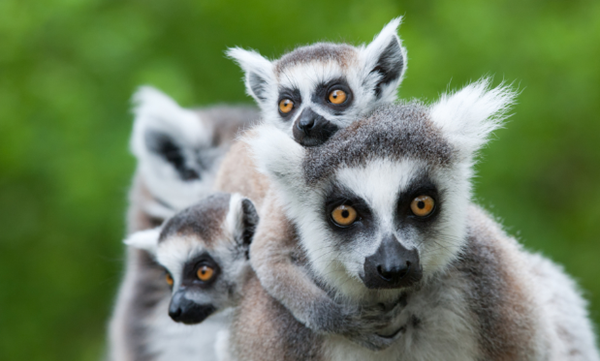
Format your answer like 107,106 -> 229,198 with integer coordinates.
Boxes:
228,18 -> 407,147
125,193 -> 258,324
251,79 -> 515,296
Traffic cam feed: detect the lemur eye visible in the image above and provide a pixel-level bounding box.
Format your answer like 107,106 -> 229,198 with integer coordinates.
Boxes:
328,89 -> 347,104
331,205 -> 358,227
196,265 -> 215,282
165,273 -> 174,287
410,195 -> 435,217
279,99 -> 294,114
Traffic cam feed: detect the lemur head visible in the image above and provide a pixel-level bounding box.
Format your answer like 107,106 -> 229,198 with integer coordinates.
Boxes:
250,79 -> 515,299
130,86 -> 225,218
228,18 -> 407,147
125,193 -> 258,324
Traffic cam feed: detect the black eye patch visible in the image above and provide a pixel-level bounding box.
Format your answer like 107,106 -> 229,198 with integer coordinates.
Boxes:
181,252 -> 221,288
312,77 -> 353,113
395,177 -> 442,225
277,87 -> 302,119
323,183 -> 373,232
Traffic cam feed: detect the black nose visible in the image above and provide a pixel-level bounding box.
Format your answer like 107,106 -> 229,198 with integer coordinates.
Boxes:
168,290 -> 216,325
292,108 -> 339,147
297,116 -> 316,135
377,260 -> 411,282
362,234 -> 422,289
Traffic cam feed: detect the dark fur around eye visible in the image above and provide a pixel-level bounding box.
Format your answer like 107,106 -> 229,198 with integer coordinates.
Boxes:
277,88 -> 302,119
324,184 -> 372,231
312,77 -> 354,112
181,253 -> 221,288
395,178 -> 442,225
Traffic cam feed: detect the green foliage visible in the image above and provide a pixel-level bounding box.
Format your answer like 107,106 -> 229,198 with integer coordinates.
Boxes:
1,0 -> 599,359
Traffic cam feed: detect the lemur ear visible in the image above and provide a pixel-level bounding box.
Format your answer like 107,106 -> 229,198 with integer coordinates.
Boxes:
124,228 -> 161,255
130,87 -> 216,217
131,86 -> 211,182
360,17 -> 407,101
246,124 -> 306,191
227,47 -> 275,107
430,78 -> 517,161
226,194 -> 259,252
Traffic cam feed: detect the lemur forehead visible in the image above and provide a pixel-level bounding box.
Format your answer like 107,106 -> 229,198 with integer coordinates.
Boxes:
274,43 -> 357,75
159,192 -> 231,247
303,103 -> 455,185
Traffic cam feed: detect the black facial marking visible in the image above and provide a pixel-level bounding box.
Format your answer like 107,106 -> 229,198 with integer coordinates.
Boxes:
168,289 -> 217,324
277,87 -> 302,119
181,253 -> 221,288
324,183 -> 373,233
249,72 -> 268,102
292,107 -> 339,147
395,177 -> 442,227
144,130 -> 200,181
363,234 -> 422,289
312,77 -> 354,111
369,37 -> 405,98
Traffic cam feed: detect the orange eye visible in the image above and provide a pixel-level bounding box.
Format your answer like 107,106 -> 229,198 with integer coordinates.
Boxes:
331,205 -> 358,227
328,90 -> 347,104
196,265 -> 215,282
166,273 -> 174,287
410,195 -> 435,217
279,99 -> 294,113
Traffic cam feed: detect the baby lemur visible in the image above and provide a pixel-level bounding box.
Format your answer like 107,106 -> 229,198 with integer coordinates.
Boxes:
227,17 -> 407,147
125,193 -> 258,361
222,80 -> 599,360
108,87 -> 258,361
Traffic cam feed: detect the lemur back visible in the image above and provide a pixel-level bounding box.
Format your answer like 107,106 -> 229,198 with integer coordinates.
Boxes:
226,81 -> 599,361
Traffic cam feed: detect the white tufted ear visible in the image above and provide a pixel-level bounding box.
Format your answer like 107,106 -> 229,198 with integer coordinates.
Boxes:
430,78 -> 517,161
246,124 -> 306,191
227,47 -> 276,108
359,17 -> 407,102
124,228 -> 162,255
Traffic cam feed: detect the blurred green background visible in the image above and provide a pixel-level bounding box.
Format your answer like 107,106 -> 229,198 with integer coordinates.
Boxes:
1,0 -> 599,359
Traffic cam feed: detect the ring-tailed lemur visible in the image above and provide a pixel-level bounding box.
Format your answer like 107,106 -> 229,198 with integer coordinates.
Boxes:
227,17 -> 407,147
110,16 -> 408,358
226,79 -> 599,360
108,87 -> 258,361
124,193 -> 258,361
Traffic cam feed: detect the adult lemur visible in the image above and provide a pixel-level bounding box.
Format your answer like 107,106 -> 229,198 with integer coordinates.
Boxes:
109,18 -> 408,360
223,80 -> 599,360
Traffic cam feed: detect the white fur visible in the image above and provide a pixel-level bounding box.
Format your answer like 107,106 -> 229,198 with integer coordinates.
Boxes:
130,86 -> 217,217
123,227 -> 161,255
227,18 -> 407,138
430,79 -> 516,161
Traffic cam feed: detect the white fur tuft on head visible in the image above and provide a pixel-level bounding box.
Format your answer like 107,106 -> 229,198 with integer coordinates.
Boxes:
226,47 -> 275,105
430,78 -> 517,160
124,228 -> 161,255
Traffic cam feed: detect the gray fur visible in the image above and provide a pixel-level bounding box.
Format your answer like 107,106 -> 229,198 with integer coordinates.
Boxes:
275,43 -> 357,74
303,102 -> 455,185
237,84 -> 599,360
108,92 -> 257,361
